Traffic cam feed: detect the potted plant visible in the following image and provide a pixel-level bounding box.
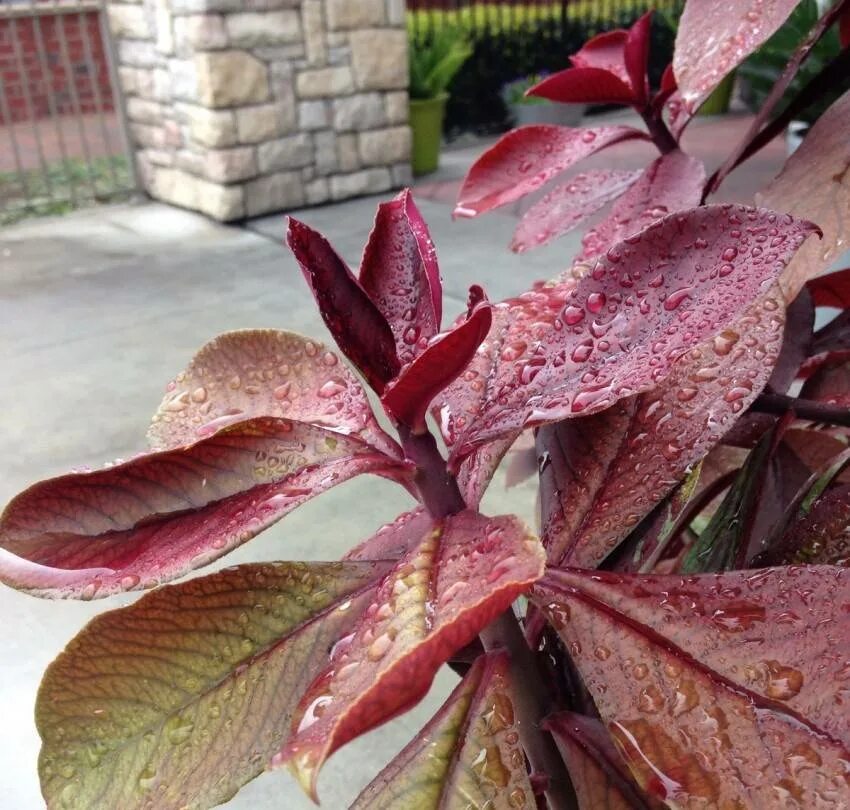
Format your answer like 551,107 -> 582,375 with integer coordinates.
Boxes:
502,73 -> 585,126
408,27 -> 473,175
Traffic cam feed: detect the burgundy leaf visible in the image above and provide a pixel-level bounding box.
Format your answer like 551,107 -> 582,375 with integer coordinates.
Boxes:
381,302 -> 493,431
436,206 -> 815,463
673,0 -> 800,112
352,653 -> 534,809
457,431 -> 522,508
757,89 -> 850,301
577,150 -> 706,262
802,355 -> 850,407
527,67 -> 636,106
0,418 -> 409,598
148,329 -> 400,458
287,217 -> 400,392
623,11 -> 652,106
570,28 -> 630,84
808,267 -> 850,308
537,287 -> 786,569
767,288 -> 814,394
664,90 -> 691,140
359,189 -> 442,366
653,64 -> 677,110
274,510 -> 544,798
545,712 -> 660,810
510,170 -> 641,253
454,125 -> 649,217
534,566 -> 850,807
343,507 -> 431,562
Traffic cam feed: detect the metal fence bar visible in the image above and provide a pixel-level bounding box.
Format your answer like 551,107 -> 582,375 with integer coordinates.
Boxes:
0,71 -> 33,207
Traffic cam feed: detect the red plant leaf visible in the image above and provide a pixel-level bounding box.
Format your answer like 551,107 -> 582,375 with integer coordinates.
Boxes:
534,566 -> 850,807
454,125 -> 649,217
757,89 -> 850,301
545,712 -> 661,810
537,288 -> 786,569
343,507 -> 431,561
0,418 -> 409,598
352,652 -> 534,809
147,329 -> 400,458
275,510 -> 544,798
807,267 -> 850,308
802,356 -> 850,407
527,67 -> 636,106
359,189 -> 442,366
624,11 -> 652,106
767,288 -> 814,394
653,64 -> 677,111
510,170 -> 641,253
436,206 -> 815,463
458,431 -> 522,508
287,217 -> 400,392
571,28 -> 630,84
36,560 -> 391,810
381,302 -> 493,430
673,0 -> 800,112
577,150 -> 706,262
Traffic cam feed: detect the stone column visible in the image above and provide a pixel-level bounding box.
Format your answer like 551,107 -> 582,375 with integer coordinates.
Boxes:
107,0 -> 410,221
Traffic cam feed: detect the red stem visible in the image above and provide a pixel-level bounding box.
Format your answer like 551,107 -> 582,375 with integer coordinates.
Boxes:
640,106 -> 678,154
752,392 -> 850,428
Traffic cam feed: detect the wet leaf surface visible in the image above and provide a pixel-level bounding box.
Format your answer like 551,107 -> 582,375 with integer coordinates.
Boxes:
535,565 -> 850,808
802,356 -> 850,407
352,652 -> 533,810
527,67 -> 636,106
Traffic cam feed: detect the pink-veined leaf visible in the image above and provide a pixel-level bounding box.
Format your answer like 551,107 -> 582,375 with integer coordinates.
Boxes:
801,355 -> 850,407
453,125 -> 649,217
577,150 -> 706,262
510,170 -> 641,253
352,652 -> 534,809
275,510 -> 545,799
36,560 -> 391,810
148,329 -> 400,459
359,189 -> 442,366
673,0 -> 800,112
381,301 -> 493,431
534,566 -> 850,807
624,11 -> 652,106
527,67 -> 636,106
545,712 -> 661,810
536,287 -> 786,568
808,267 -> 850,308
0,418 -> 409,598
436,206 -> 816,463
287,217 -> 400,393
757,89 -> 850,301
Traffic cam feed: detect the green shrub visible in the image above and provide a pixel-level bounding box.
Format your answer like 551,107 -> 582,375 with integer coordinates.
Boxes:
409,26 -> 474,100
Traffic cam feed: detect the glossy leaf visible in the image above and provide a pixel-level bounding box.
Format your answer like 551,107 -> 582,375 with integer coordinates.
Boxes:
577,150 -> 706,262
757,89 -> 850,301
767,288 -> 814,394
352,652 -> 533,809
802,355 -> 850,407
360,189 -> 442,366
0,418 -> 408,598
624,11 -> 652,106
571,29 -> 630,83
276,510 -> 544,798
344,507 -> 431,562
148,329 -> 400,458
436,206 -> 815,462
535,566 -> 850,807
545,712 -> 659,810
36,560 -> 391,810
453,125 -> 648,217
382,302 -> 493,431
457,432 -> 522,508
287,217 -> 400,392
527,67 -> 636,106
674,0 -> 800,112
808,267 -> 850,308
537,287 -> 786,568
510,170 -> 641,253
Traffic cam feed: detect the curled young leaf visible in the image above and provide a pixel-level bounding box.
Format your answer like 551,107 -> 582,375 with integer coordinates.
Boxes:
510,170 -> 641,254
437,206 -> 816,463
0,418 -> 409,598
454,125 -> 649,217
276,511 -> 545,799
360,189 -> 442,366
534,566 -> 850,808
623,11 -> 652,107
36,560 -> 392,810
570,28 -> 631,83
527,67 -> 636,106
287,217 -> 400,392
352,652 -> 533,809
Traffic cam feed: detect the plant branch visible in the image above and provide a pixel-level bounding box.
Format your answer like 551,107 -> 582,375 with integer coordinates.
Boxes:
481,610 -> 579,810
640,107 -> 678,154
752,392 -> 850,427
397,425 -> 467,518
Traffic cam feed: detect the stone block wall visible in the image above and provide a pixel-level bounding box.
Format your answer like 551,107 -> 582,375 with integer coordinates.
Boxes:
107,0 -> 411,221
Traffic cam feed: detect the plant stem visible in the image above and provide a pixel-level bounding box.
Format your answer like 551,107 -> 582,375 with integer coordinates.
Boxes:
752,392 -> 850,428
397,425 -> 467,518
481,610 -> 579,810
640,107 -> 678,155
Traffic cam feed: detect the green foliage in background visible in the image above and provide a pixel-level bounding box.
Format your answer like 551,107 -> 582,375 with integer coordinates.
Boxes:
409,26 -> 474,100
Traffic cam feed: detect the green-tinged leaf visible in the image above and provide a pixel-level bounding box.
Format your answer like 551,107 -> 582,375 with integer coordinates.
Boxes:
352,652 -> 533,809
37,560 -> 392,810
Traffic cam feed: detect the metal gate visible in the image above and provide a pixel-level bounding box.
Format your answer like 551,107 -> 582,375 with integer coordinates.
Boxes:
0,0 -> 137,225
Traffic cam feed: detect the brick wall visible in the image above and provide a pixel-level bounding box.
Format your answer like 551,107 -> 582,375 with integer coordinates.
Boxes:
0,10 -> 114,124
